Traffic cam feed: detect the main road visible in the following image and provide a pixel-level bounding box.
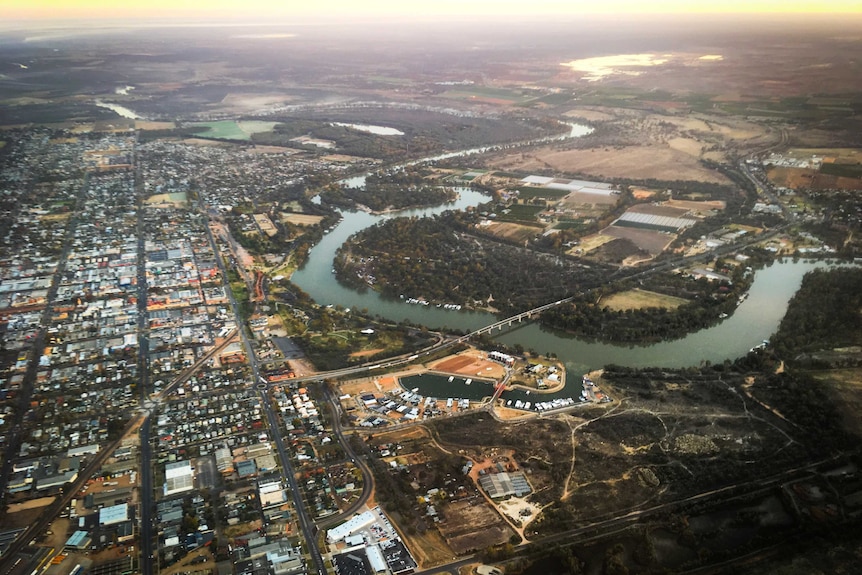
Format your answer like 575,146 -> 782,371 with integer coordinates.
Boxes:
203,207 -> 328,575
314,386 -> 375,530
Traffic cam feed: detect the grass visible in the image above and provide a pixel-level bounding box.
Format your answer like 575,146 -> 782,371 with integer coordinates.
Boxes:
601,289 -> 688,311
191,120 -> 278,141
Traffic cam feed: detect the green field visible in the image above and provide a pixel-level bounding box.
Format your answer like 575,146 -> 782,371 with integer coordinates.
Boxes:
192,120 -> 279,141
517,186 -> 570,200
820,163 -> 862,179
498,204 -> 544,223
555,220 -> 589,231
441,86 -> 534,104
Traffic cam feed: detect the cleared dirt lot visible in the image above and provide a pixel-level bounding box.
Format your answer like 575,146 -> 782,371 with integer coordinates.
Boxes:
438,498 -> 514,554
490,144 -> 732,184
482,221 -> 542,243
280,213 -> 325,226
600,289 -> 688,311
429,350 -> 507,380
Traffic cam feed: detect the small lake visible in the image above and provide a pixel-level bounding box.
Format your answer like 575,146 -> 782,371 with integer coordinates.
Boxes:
95,100 -> 141,119
332,122 -> 405,136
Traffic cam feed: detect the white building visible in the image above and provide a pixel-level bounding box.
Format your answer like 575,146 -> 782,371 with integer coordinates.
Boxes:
164,460 -> 194,496
327,511 -> 376,543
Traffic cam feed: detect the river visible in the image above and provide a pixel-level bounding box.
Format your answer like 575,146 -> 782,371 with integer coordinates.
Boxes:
292,199 -> 839,376
291,123 -> 840,379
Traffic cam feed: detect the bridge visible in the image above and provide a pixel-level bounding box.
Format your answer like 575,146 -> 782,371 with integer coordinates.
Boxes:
456,297 -> 574,342
269,297 -> 574,385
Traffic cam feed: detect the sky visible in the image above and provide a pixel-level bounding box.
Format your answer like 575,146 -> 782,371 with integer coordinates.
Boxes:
3,0 -> 862,22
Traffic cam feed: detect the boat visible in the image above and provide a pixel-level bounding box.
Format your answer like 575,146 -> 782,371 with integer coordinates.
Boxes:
447,376 -> 454,382
465,378 -> 472,385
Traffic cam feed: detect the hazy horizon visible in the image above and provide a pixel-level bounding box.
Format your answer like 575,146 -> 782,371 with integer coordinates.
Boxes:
3,0 -> 862,27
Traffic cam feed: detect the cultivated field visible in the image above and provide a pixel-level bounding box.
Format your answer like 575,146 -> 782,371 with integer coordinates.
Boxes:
563,107 -> 617,122
600,289 -> 689,311
767,166 -> 862,191
481,221 -> 542,243
560,190 -> 619,206
490,144 -> 732,184
602,226 -> 676,255
135,120 -> 175,130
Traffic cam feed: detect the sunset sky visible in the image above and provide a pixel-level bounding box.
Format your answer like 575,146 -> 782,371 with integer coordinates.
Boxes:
3,0 -> 862,21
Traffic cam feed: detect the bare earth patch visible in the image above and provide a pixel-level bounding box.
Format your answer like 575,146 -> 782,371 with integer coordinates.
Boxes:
7,496 -> 55,513
436,498 -> 515,555
600,289 -> 688,311
348,348 -> 385,359
569,233 -> 617,255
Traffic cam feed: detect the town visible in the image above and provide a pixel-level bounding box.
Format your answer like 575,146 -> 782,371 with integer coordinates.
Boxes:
2,9 -> 862,575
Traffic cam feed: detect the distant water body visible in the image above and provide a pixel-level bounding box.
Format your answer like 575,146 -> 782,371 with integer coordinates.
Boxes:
332,122 -> 404,136
94,100 -> 141,120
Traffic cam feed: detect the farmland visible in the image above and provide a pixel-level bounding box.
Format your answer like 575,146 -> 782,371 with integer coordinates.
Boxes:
490,144 -> 732,183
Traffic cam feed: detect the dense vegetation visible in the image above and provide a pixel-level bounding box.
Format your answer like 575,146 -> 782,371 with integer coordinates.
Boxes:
541,261 -> 753,344
769,266 -> 862,361
321,168 -> 457,211
251,120 -> 436,159
335,215 -> 613,313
